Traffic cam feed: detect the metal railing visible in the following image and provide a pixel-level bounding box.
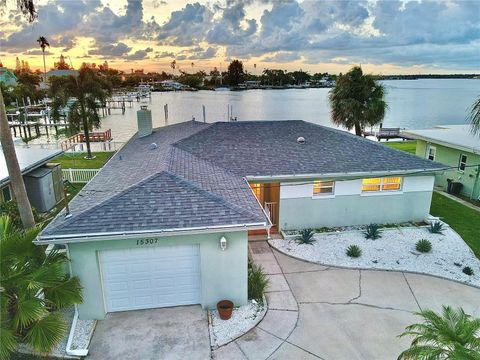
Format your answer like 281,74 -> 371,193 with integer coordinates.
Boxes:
62,168 -> 100,183
264,201 -> 278,226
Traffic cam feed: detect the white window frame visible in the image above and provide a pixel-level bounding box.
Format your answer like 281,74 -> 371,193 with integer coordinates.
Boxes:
312,180 -> 335,197
458,154 -> 467,172
427,145 -> 436,161
361,177 -> 403,194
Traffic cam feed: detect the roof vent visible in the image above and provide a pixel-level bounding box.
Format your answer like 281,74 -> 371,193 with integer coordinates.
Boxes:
149,143 -> 158,150
297,136 -> 306,144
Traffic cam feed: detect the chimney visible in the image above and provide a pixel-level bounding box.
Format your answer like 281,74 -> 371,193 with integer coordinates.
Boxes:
137,105 -> 152,138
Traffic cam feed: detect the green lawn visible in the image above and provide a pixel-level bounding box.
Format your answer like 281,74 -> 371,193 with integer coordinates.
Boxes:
382,140 -> 417,154
430,192 -> 480,258
52,151 -> 115,169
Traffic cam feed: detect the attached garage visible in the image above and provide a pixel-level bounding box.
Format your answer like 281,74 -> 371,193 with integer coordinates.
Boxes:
100,245 -> 201,312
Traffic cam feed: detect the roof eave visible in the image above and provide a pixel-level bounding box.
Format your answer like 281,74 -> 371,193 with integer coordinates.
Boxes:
36,221 -> 270,244
402,132 -> 480,155
245,168 -> 447,181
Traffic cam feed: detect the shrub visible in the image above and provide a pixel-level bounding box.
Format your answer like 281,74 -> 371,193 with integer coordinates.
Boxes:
428,221 -> 444,234
463,266 -> 474,276
416,239 -> 432,253
0,200 -> 41,229
363,223 -> 382,240
296,228 -> 316,245
346,245 -> 362,258
248,262 -> 269,302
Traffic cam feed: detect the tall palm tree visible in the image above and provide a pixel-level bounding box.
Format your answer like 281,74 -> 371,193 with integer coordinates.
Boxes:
0,216 -> 83,358
37,36 -> 50,85
468,96 -> 480,136
398,306 -> 480,360
0,1 -> 38,230
329,66 -> 387,136
0,91 -> 35,229
49,65 -> 112,159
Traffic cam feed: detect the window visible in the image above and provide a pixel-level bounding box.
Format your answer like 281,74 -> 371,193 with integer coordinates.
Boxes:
427,145 -> 436,161
313,180 -> 335,196
458,154 -> 467,171
1,185 -> 12,202
362,177 -> 402,193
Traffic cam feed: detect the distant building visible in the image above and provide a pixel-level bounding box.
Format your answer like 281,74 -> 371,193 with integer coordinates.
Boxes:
403,124 -> 480,200
0,66 -> 17,86
46,69 -> 79,78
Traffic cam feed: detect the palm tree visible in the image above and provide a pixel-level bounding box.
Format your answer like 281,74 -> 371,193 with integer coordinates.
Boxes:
398,306 -> 480,360
0,90 -> 35,229
37,36 -> 50,85
0,216 -> 83,358
49,65 -> 112,159
468,96 -> 480,136
329,66 -> 387,136
0,0 -> 37,22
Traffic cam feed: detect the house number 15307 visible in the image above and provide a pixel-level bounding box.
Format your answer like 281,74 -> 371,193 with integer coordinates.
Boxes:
136,238 -> 158,245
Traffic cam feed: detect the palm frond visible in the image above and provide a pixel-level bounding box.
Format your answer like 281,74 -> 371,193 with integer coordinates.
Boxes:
467,96 -> 480,136
24,312 -> 67,354
44,276 -> 83,310
12,297 -> 47,330
0,327 -> 18,359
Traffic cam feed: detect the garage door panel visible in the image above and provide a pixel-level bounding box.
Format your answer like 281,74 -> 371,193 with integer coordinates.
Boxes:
101,245 -> 201,312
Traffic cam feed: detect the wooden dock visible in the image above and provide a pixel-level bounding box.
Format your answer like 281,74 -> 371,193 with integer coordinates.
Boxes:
61,129 -> 112,150
363,127 -> 413,141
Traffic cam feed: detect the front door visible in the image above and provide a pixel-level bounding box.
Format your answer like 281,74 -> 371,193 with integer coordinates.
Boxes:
249,183 -> 279,228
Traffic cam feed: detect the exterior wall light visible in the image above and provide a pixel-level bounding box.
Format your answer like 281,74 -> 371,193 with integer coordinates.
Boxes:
220,236 -> 227,251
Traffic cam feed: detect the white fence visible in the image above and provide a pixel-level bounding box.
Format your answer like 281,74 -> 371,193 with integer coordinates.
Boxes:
62,168 -> 100,183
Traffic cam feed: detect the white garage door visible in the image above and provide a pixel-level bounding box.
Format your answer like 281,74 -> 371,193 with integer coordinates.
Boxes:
100,245 -> 201,312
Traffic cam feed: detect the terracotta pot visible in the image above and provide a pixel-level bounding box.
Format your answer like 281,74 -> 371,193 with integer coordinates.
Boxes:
217,300 -> 234,320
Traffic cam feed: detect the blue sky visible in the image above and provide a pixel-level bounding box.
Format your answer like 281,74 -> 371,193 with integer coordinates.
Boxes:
1,0 -> 479,74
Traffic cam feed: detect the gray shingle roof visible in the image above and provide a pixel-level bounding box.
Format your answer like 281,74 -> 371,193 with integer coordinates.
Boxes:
40,120 -> 446,241
174,121 -> 446,177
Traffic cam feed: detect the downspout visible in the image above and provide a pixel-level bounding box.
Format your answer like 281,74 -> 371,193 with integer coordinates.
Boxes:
64,244 -> 89,357
471,164 -> 480,200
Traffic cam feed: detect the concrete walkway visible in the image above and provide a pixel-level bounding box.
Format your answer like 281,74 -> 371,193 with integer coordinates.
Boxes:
213,241 -> 480,360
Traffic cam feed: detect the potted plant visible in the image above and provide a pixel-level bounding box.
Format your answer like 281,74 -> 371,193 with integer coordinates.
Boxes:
217,300 -> 234,320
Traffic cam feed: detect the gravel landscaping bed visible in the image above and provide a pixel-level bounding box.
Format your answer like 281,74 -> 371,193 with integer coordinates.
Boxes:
209,298 -> 267,348
70,317 -> 96,351
271,225 -> 480,288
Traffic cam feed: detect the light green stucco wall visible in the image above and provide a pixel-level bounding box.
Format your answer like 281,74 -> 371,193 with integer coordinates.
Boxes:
279,191 -> 433,230
416,140 -> 480,199
68,231 -> 248,320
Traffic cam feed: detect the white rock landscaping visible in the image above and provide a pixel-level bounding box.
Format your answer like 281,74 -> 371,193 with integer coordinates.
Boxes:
209,299 -> 267,348
270,225 -> 480,288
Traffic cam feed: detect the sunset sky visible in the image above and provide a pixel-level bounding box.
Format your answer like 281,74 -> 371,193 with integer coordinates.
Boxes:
1,0 -> 479,75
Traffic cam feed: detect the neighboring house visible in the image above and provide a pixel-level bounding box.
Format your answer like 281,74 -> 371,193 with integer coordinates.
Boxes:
403,124 -> 480,200
0,66 -> 17,86
38,116 -> 445,320
0,147 -> 64,211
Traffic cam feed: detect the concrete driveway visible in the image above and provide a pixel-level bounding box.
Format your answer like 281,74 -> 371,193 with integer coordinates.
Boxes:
87,305 -> 210,360
214,241 -> 480,360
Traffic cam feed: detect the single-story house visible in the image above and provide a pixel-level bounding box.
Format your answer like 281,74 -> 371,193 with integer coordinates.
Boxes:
403,124 -> 480,200
38,114 -> 446,320
0,146 -> 64,211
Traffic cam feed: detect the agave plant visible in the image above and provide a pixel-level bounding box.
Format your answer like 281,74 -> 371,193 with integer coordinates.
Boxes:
296,228 -> 316,245
429,221 -> 444,234
0,216 -> 83,358
398,306 -> 480,360
363,223 -> 382,240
